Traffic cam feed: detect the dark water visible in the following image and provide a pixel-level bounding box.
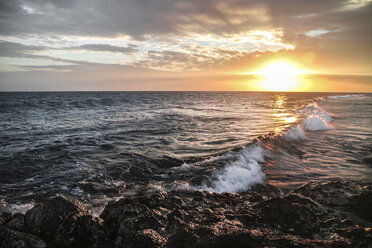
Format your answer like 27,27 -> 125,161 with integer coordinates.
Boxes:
1,92 -> 371,213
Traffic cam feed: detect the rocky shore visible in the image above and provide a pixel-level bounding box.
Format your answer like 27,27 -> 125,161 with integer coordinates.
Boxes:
1,181 -> 371,248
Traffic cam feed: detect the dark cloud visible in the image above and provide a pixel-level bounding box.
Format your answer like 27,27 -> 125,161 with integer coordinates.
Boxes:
0,0 -> 371,74
0,0 -> 368,36
0,40 -> 45,58
133,48 -> 251,71
64,44 -> 137,53
0,40 -> 115,68
1,0 -> 371,47
0,0 -> 273,37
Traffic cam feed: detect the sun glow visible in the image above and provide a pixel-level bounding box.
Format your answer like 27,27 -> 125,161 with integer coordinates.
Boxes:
256,60 -> 306,91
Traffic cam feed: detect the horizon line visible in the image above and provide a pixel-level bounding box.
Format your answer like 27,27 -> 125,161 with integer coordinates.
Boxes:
0,90 -> 371,93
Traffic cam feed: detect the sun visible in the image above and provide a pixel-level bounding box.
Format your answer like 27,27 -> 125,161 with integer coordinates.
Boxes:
256,60 -> 306,91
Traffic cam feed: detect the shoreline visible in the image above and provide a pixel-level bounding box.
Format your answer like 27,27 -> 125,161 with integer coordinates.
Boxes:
1,180 -> 371,248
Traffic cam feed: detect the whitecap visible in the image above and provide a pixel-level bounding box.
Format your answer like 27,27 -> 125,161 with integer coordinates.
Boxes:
283,126 -> 307,141
301,103 -> 333,131
303,116 -> 333,131
328,94 -> 364,99
303,103 -> 333,122
196,144 -> 266,193
173,153 -> 234,172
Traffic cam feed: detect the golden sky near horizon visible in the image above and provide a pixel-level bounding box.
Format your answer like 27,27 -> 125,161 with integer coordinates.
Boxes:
0,0 -> 372,91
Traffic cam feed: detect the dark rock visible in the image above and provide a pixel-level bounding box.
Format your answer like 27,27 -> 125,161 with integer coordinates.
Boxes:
24,196 -> 109,248
293,181 -> 361,208
0,212 -> 13,225
2,181 -> 371,248
254,193 -> 327,237
167,229 -> 199,248
336,227 -> 372,247
25,196 -> 90,235
0,225 -> 46,248
362,156 -> 372,166
249,183 -> 282,199
122,229 -> 167,248
348,188 -> 372,222
7,213 -> 26,232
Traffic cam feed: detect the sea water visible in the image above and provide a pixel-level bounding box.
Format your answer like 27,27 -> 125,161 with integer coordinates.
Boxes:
1,92 -> 371,213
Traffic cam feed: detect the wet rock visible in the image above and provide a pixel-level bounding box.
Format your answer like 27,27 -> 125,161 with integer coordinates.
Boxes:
0,212 -> 13,225
166,229 -> 199,248
1,180 -> 371,248
348,188 -> 372,222
336,227 -> 372,247
121,229 -> 167,248
0,225 -> 46,248
254,193 -> 327,237
7,213 -> 25,232
362,156 -> 372,166
293,181 -> 361,208
25,196 -> 89,234
24,196 -> 108,248
78,181 -> 126,197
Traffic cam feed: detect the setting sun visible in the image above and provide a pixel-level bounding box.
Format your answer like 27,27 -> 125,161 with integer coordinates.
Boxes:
256,60 -> 306,91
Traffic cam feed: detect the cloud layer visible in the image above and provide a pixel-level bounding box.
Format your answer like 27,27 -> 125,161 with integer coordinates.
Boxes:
0,0 -> 372,90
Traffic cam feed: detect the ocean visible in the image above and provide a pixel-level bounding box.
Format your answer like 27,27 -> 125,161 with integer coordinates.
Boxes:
1,92 -> 371,214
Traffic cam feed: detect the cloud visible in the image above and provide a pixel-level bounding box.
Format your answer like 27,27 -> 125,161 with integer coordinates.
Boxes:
0,30 -> 293,72
0,0 -> 372,75
64,44 -> 138,54
0,40 -> 45,58
0,40 -> 117,69
0,0 -> 367,38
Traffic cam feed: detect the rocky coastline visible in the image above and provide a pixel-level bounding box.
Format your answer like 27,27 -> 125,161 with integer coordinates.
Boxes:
1,180 -> 371,248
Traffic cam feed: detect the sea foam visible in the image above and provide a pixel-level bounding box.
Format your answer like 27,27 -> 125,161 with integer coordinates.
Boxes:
328,94 -> 364,99
303,116 -> 333,131
2,203 -> 35,214
302,103 -> 333,131
198,144 -> 266,193
283,126 -> 307,141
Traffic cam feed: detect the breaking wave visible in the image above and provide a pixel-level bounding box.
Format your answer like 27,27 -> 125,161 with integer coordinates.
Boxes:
283,126 -> 307,141
328,94 -> 364,99
195,144 -> 266,193
301,103 -> 333,131
186,101 -> 337,193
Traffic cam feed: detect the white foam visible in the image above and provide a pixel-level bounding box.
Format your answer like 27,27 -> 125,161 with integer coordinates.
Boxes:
196,144 -> 266,193
328,94 -> 364,99
302,103 -> 333,131
303,116 -> 333,131
303,103 -> 333,122
71,186 -> 84,196
173,153 -> 234,172
283,126 -> 307,141
174,163 -> 196,172
3,203 -> 35,214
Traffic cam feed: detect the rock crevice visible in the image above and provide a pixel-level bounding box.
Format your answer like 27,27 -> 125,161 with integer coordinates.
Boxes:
1,181 -> 371,248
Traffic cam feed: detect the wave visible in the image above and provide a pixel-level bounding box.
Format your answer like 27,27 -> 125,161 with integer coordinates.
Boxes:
283,126 -> 307,141
180,100 -> 335,194
188,143 -> 266,193
328,94 -> 364,99
303,116 -> 333,131
301,103 -> 333,131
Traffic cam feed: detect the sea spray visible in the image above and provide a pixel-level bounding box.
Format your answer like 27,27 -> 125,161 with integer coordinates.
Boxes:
303,116 -> 333,131
328,94 -> 364,99
198,144 -> 266,193
301,103 -> 333,131
283,126 -> 307,141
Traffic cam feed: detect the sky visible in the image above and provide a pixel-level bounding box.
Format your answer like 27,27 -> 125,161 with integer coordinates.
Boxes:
0,0 -> 372,91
